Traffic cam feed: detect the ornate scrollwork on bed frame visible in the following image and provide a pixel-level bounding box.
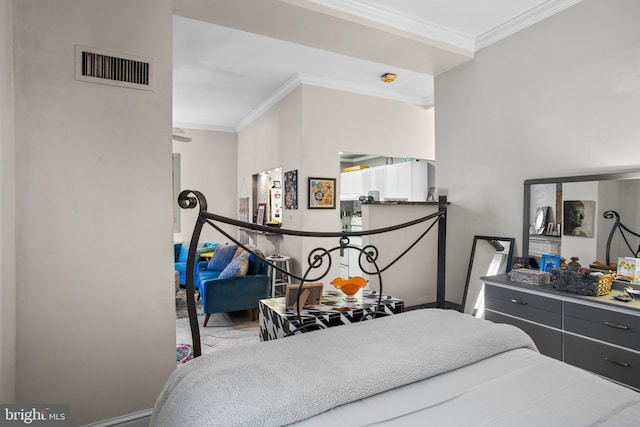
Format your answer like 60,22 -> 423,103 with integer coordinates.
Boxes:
604,210 -> 640,266
178,190 -> 448,357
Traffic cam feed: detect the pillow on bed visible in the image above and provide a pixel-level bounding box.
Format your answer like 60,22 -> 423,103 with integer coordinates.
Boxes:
218,251 -> 250,279
206,244 -> 237,271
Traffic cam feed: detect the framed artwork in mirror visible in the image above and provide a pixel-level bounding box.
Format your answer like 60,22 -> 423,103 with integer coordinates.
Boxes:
308,177 -> 336,209
563,200 -> 594,237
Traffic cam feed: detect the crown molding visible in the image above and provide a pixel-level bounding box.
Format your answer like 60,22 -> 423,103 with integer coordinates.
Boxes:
283,0 -> 583,54
235,74 -> 302,132
282,0 -> 474,52
476,0 -> 584,50
172,122 -> 237,133
235,73 -> 433,132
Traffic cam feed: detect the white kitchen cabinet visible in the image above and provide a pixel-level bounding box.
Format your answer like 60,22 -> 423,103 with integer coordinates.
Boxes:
340,170 -> 363,200
340,162 -> 427,202
372,166 -> 386,201
384,161 -> 427,201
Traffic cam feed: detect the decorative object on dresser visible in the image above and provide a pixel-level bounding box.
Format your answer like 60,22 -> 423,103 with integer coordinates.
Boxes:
508,268 -> 550,285
540,254 -> 561,272
551,268 -> 614,296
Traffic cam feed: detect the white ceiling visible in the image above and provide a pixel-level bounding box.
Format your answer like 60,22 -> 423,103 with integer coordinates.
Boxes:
173,0 -> 582,132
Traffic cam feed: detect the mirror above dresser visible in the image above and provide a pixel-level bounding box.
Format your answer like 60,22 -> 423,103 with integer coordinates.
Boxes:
523,169 -> 640,268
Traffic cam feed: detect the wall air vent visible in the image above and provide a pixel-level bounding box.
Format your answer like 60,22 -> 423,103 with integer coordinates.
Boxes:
74,45 -> 154,91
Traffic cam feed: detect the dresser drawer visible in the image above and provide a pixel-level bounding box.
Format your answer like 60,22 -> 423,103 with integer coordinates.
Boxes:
564,302 -> 640,352
485,285 -> 562,328
485,310 -> 563,360
564,333 -> 640,390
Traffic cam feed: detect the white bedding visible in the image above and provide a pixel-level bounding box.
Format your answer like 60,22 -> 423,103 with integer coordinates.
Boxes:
294,348 -> 640,426
151,309 -> 640,426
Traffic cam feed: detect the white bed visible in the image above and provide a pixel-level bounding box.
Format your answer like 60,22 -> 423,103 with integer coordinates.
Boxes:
151,309 -> 640,426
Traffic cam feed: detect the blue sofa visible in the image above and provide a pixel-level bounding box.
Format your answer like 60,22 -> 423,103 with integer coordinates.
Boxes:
195,245 -> 270,326
174,243 -> 218,286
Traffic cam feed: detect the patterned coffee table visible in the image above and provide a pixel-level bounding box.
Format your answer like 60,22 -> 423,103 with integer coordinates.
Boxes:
259,289 -> 404,341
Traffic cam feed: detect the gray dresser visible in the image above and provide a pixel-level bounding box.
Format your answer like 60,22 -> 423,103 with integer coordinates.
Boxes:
483,274 -> 640,390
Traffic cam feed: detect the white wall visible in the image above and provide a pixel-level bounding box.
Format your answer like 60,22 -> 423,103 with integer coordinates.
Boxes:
435,0 -> 640,304
237,86 -> 304,274
238,84 -> 435,282
300,86 -> 434,277
362,204 -> 440,306
0,0 -> 16,404
13,1 -> 174,424
173,129 -> 238,246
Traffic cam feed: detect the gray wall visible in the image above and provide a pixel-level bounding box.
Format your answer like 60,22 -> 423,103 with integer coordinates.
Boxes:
435,0 -> 640,303
10,0 -> 175,424
0,0 -> 16,404
172,129 -> 238,245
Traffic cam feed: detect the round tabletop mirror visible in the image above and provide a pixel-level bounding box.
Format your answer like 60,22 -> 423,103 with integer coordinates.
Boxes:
533,206 -> 548,234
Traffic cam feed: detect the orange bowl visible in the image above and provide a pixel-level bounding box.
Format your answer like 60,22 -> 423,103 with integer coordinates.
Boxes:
331,277 -> 367,297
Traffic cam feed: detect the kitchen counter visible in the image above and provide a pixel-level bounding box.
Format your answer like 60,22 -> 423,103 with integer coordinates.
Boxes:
363,201 -> 441,206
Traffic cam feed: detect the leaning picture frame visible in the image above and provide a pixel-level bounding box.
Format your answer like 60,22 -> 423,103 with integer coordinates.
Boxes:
540,254 -> 561,273
257,203 -> 266,225
308,177 -> 336,209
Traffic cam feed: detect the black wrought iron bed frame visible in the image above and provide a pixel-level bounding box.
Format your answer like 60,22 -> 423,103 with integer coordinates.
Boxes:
604,210 -> 640,266
178,190 -> 448,358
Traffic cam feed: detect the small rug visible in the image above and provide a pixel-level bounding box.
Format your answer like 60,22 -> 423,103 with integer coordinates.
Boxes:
175,289 -> 202,319
176,343 -> 193,364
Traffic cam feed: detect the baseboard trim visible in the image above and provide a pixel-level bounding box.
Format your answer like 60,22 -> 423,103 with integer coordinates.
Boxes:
83,409 -> 152,427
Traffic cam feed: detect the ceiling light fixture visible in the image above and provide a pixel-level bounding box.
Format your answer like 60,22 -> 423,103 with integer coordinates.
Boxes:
380,73 -> 397,84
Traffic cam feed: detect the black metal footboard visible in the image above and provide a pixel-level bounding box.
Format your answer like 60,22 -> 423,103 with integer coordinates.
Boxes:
178,190 -> 448,357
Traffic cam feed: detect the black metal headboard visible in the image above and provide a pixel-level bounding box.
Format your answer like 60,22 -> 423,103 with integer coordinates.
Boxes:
178,190 -> 448,357
604,210 -> 640,265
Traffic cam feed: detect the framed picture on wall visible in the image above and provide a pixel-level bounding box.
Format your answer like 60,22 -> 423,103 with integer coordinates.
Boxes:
257,203 -> 267,225
284,169 -> 298,209
308,177 -> 336,209
239,197 -> 249,222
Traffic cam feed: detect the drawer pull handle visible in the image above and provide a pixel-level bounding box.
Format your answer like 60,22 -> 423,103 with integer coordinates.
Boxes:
510,299 -> 527,305
604,321 -> 629,330
605,357 -> 630,368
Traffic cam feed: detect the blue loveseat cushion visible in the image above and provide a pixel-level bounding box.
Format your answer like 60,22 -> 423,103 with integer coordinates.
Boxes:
207,244 -> 237,271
